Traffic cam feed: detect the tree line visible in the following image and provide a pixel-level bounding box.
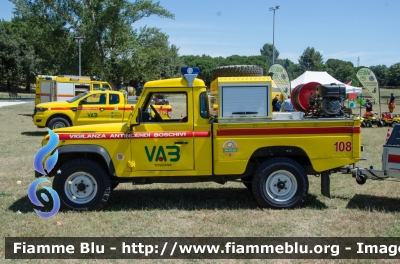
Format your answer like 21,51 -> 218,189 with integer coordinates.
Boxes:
1,0 -> 399,91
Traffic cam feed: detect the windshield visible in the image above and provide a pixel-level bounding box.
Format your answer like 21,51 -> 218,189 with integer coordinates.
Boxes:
67,92 -> 89,103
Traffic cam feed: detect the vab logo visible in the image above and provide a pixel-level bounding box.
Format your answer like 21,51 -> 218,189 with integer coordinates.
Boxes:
87,113 -> 98,117
369,76 -> 375,81
145,146 -> 180,162
29,128 -> 60,218
281,74 -> 286,79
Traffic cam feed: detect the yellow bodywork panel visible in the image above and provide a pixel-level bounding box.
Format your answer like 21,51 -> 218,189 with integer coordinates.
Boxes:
213,119 -> 361,174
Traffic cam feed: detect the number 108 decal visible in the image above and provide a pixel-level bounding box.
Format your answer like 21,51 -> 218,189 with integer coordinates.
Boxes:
334,141 -> 352,152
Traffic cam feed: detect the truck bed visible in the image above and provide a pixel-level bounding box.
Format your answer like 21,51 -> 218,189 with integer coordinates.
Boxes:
212,117 -> 361,175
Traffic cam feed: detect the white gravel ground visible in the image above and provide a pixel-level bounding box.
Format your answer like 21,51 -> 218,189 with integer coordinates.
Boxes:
0,99 -> 34,108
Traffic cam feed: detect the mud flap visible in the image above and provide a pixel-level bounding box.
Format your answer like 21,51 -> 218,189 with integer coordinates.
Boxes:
321,171 -> 331,198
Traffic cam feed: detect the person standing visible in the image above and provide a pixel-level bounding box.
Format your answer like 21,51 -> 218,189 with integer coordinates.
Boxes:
389,93 -> 396,113
272,94 -> 281,112
280,95 -> 294,112
364,99 -> 373,117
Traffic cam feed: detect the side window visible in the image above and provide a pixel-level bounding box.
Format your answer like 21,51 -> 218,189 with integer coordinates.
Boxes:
81,93 -> 106,104
142,92 -> 187,123
109,94 -> 120,104
93,84 -> 101,90
200,92 -> 209,119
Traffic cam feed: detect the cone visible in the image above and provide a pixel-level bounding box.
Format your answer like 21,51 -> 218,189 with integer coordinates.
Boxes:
386,128 -> 391,142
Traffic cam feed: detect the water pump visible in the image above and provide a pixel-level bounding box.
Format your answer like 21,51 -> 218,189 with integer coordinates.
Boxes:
306,83 -> 347,117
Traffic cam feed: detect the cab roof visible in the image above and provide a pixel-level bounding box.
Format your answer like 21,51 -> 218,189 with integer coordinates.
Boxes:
144,77 -> 206,88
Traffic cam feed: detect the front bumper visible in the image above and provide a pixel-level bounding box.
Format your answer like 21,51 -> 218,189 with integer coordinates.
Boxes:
32,113 -> 47,127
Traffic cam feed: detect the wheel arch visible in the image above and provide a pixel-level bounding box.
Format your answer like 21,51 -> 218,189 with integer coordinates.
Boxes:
52,145 -> 116,176
250,146 -> 315,174
46,114 -> 73,127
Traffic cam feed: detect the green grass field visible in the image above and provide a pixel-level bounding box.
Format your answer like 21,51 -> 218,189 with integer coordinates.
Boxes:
1,100 -> 400,263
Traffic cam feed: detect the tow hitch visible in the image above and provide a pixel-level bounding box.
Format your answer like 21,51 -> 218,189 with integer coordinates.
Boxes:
351,167 -> 399,184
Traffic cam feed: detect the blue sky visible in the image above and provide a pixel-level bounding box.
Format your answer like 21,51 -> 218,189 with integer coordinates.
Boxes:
2,0 -> 399,67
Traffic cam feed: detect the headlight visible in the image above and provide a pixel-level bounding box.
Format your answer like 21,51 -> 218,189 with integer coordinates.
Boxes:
35,108 -> 47,112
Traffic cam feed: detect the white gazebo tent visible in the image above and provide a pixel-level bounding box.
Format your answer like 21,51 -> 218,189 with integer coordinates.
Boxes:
290,71 -> 362,94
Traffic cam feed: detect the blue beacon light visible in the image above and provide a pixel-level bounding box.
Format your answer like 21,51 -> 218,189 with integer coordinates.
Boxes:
181,67 -> 200,88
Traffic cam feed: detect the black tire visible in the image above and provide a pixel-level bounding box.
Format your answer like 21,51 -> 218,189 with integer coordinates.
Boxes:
378,121 -> 385,127
53,159 -> 111,211
366,121 -> 372,128
212,65 -> 263,80
392,121 -> 398,127
356,174 -> 367,185
241,176 -> 253,191
47,116 -> 70,130
361,121 -> 365,128
111,183 -> 119,190
252,157 -> 308,209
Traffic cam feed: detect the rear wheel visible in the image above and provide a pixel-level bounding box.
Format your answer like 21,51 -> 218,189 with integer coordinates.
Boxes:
366,121 -> 372,128
252,157 -> 308,209
53,159 -> 111,211
47,117 -> 70,130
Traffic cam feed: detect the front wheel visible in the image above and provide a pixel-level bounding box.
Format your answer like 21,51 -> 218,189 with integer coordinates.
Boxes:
252,157 -> 308,209
47,117 -> 71,130
53,159 -> 111,211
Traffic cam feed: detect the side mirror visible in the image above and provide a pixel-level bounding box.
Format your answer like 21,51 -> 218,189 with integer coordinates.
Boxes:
130,108 -> 141,131
79,100 -> 84,105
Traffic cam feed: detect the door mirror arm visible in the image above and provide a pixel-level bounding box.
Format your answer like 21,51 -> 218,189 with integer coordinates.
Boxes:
130,108 -> 142,131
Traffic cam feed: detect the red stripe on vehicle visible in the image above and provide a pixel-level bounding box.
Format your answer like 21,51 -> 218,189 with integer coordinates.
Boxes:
388,154 -> 400,163
46,107 -> 170,111
194,131 -> 210,137
216,127 -> 360,136
57,94 -> 75,97
56,131 -> 210,140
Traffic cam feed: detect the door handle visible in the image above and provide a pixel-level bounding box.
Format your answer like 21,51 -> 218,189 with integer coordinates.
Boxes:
71,107 -> 77,112
100,108 -> 105,111
174,141 -> 188,144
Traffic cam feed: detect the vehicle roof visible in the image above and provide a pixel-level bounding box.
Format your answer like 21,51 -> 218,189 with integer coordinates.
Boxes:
89,90 -> 121,94
144,77 -> 206,88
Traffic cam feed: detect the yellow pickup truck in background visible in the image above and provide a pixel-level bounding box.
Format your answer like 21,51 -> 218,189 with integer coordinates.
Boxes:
35,75 -> 112,105
33,90 -> 172,129
35,66 -> 361,211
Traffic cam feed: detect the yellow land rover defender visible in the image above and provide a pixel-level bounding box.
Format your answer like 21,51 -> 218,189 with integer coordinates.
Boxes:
35,66 -> 361,211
